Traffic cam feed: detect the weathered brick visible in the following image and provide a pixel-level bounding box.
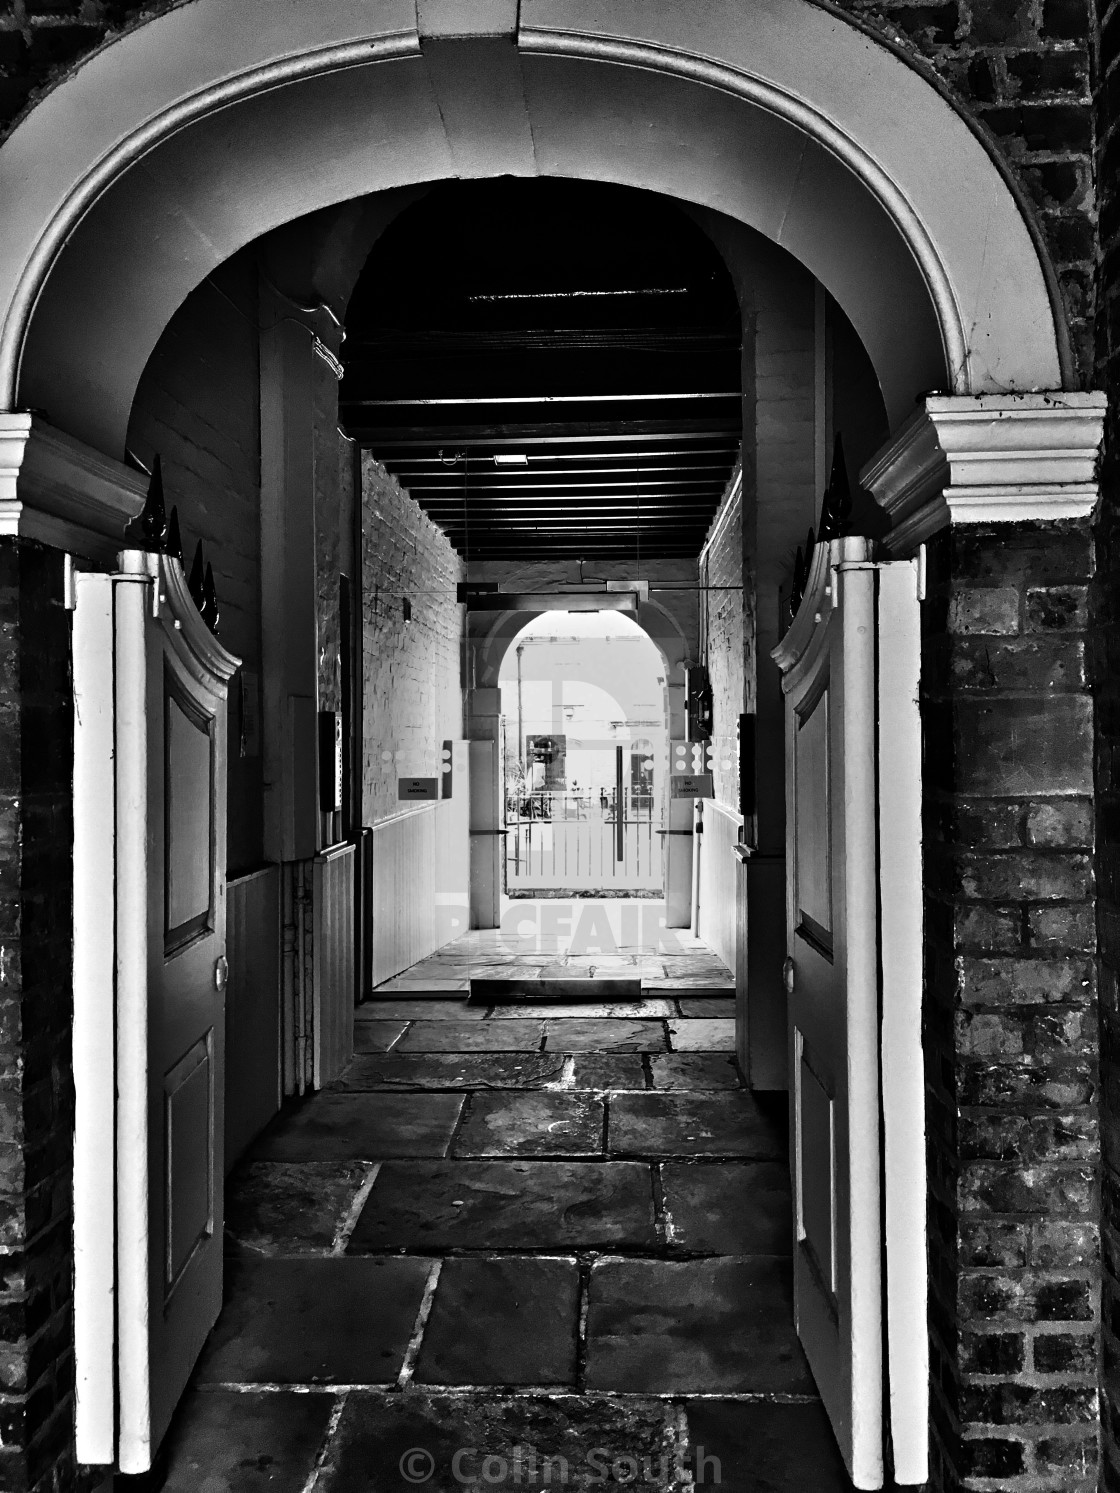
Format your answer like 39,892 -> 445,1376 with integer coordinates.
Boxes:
1025,799 -> 1095,848
1034,1330 -> 1098,1374
1029,904 -> 1097,951
1026,585 -> 1090,632
959,1161 -> 1094,1216
960,1330 -> 1027,1375
955,903 -> 1024,953
960,1380 -> 1097,1424
948,587 -> 1021,636
953,696 -> 1093,796
959,955 -> 1094,1007
955,852 -> 1093,902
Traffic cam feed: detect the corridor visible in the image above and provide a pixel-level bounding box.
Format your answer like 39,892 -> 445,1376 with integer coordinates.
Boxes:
148,918 -> 849,1492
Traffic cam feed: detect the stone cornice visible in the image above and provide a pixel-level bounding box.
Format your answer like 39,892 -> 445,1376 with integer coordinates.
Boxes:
860,393 -> 1107,556
0,413 -> 146,559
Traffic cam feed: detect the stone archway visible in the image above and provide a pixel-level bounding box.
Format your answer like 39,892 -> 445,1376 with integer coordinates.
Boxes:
0,0 -> 1068,465
0,7 -> 1103,1492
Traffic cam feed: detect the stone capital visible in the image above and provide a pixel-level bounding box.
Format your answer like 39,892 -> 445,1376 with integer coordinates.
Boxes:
860,392 -> 1107,555
0,413 -> 146,559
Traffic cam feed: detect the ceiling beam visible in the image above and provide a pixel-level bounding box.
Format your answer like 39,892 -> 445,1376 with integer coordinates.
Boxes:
348,418 -> 739,442
348,391 -> 740,408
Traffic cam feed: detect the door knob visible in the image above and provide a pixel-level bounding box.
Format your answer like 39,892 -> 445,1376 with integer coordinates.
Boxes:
214,955 -> 229,991
782,956 -> 795,995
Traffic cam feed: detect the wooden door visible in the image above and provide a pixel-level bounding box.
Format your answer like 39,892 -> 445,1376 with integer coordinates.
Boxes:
772,536 -> 926,1489
73,550 -> 240,1473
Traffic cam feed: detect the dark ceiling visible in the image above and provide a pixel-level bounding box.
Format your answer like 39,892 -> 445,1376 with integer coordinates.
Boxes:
340,180 -> 742,562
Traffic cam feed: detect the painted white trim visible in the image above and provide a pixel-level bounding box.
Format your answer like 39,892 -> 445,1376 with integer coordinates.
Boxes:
0,414 -> 145,557
112,558 -> 154,1474
875,558 -> 928,1485
72,573 -> 118,1466
862,393 -> 1107,554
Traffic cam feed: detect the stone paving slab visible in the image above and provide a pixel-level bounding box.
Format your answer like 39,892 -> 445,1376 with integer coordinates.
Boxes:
357,999 -> 487,1020
608,1093 -> 785,1159
584,1257 -> 813,1394
649,1054 -> 742,1091
320,1392 -> 686,1493
196,1256 -> 431,1386
666,1019 -> 737,1052
375,980 -> 471,993
249,1093 -> 464,1162
661,1161 -> 792,1255
453,1093 -> 605,1156
567,1054 -> 648,1091
349,1159 -> 657,1253
395,1020 -> 544,1053
416,1257 -> 581,1386
225,1160 -> 370,1255
490,999 -> 674,1019
542,1019 -> 668,1052
353,1020 -> 409,1053
683,1400 -> 847,1492
157,1388 -> 334,1492
676,997 -> 737,1018
338,1053 -> 568,1091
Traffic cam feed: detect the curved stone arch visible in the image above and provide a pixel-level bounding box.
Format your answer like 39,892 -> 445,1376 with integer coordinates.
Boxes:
472,597 -> 689,698
0,0 -> 1065,457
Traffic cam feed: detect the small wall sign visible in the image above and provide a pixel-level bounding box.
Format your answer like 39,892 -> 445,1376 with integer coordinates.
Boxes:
671,772 -> 714,799
398,777 -> 439,801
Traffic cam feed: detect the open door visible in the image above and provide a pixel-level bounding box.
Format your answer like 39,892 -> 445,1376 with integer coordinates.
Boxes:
772,536 -> 926,1489
73,549 -> 240,1473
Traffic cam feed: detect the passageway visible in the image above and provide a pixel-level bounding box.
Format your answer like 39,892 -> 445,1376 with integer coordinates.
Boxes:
148,911 -> 848,1491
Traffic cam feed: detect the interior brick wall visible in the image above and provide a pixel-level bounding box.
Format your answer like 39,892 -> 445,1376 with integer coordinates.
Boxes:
0,540 -> 78,1493
361,454 -> 465,825
126,251 -> 265,877
923,523 -> 1099,1493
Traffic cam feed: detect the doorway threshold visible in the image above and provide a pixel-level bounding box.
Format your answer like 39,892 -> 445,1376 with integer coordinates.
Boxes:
469,976 -> 643,1004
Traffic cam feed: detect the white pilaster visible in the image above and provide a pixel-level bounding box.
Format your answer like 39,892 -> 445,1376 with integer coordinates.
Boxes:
860,393 -> 1107,555
0,413 -> 146,558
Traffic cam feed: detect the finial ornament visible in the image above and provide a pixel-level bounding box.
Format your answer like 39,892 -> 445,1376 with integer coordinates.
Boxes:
201,561 -> 220,635
188,540 -> 206,612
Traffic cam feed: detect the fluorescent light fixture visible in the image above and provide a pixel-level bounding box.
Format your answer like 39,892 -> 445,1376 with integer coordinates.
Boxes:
493,453 -> 529,466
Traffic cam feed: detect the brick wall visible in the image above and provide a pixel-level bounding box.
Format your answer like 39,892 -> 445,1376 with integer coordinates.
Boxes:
701,477 -> 748,808
127,251 -> 264,876
361,455 -> 464,825
923,523 -> 1099,1493
1094,3 -> 1120,1486
835,0 -> 1095,382
0,539 -> 77,1493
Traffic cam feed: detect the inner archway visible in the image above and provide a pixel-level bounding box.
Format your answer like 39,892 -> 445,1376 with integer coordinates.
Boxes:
498,609 -> 669,898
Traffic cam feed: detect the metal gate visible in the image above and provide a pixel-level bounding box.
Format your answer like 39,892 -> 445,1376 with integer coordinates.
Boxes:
504,743 -> 664,894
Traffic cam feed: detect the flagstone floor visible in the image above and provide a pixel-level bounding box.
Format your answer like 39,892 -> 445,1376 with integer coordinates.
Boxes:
146,913 -> 850,1492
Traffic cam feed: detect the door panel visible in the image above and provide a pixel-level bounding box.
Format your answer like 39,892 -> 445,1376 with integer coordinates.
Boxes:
165,686 -> 214,944
164,1033 -> 215,1292
71,550 -> 240,1475
773,537 -> 926,1490
140,552 -> 237,1466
